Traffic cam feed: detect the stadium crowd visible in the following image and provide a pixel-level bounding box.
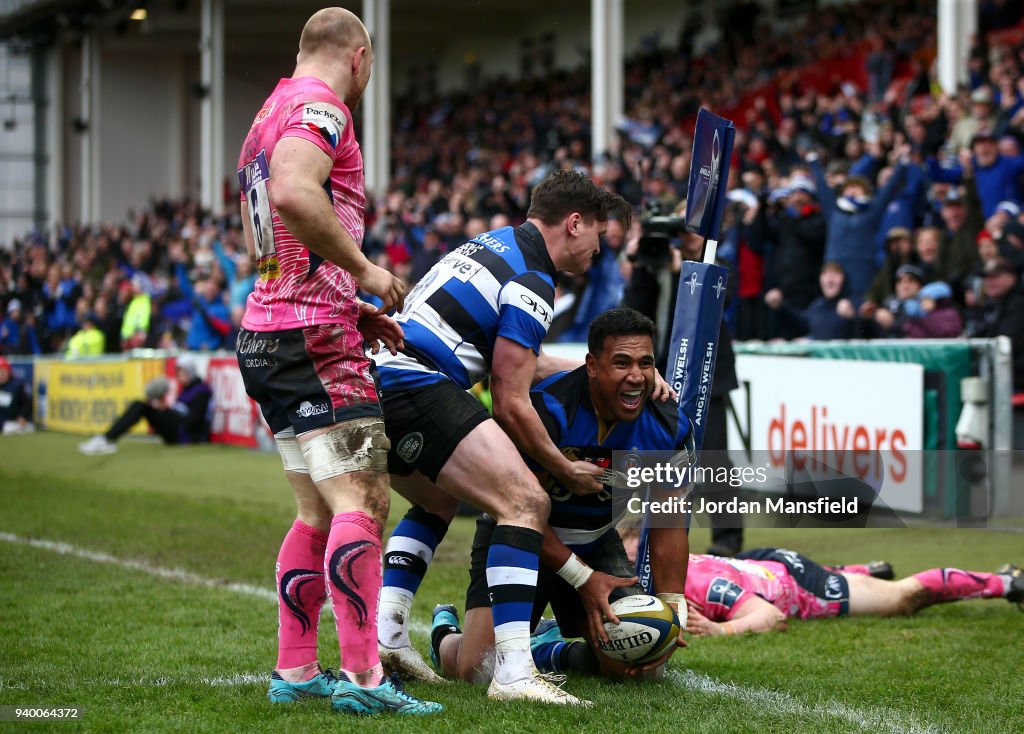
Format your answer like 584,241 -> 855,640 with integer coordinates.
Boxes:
1,0 -> 1023,389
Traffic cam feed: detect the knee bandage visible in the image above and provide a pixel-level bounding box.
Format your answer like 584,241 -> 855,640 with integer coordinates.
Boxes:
300,416 -> 391,482
274,428 -> 309,474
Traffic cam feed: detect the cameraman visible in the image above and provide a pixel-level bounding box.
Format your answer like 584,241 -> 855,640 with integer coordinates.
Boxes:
622,202 -> 686,358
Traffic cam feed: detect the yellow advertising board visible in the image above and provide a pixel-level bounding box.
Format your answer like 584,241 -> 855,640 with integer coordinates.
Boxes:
43,359 -> 155,435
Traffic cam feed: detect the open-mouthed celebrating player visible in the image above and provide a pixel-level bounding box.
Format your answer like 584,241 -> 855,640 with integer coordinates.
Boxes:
428,308 -> 693,682
374,172 -> 683,705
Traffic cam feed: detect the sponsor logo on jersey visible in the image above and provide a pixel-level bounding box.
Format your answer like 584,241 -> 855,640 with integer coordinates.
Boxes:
296,401 -> 330,419
707,576 -> 744,609
258,255 -> 281,280
519,293 -> 552,324
621,453 -> 643,471
254,103 -> 275,124
397,432 -> 424,463
823,574 -> 845,600
301,102 -> 346,148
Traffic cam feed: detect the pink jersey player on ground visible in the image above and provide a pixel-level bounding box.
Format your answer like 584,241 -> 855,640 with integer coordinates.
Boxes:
679,547 -> 1023,636
233,7 -> 439,717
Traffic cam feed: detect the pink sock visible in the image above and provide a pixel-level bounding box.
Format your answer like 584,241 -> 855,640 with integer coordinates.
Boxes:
325,512 -> 383,676
912,568 -> 1005,604
275,520 -> 328,672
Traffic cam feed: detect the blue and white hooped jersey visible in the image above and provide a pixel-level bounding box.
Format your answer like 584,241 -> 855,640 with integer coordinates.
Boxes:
530,367 -> 693,552
374,223 -> 557,390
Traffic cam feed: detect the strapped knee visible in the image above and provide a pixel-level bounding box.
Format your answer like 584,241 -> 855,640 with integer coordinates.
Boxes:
300,416 -> 391,483
274,427 -> 309,474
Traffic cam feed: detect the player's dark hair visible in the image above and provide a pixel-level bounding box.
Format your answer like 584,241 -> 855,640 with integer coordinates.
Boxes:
527,169 -> 632,230
587,308 -> 655,355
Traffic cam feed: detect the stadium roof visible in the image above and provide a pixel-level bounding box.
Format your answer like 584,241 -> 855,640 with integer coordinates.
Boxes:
0,0 -> 580,44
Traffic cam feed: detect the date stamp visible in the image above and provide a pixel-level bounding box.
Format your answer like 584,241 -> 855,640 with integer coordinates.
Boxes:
0,706 -> 83,721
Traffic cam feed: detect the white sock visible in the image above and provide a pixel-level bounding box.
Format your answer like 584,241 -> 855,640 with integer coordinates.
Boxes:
492,629 -> 536,685
377,587 -> 413,649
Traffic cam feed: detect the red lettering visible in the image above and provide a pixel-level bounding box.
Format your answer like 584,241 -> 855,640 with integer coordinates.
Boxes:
768,404 -> 786,465
830,423 -> 850,451
852,426 -> 869,452
791,420 -> 806,451
890,429 -> 907,482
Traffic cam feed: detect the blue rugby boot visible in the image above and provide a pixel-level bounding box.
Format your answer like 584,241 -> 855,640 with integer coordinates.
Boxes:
331,672 -> 443,715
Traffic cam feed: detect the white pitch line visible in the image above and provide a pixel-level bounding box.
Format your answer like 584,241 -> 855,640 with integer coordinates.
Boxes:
669,670 -> 938,734
0,531 -> 276,603
0,531 -> 432,633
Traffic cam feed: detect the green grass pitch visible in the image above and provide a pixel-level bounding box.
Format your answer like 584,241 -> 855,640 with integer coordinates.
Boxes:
0,433 -> 1021,733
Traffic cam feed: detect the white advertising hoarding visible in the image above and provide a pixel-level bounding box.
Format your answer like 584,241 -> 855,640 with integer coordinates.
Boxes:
726,354 -> 925,513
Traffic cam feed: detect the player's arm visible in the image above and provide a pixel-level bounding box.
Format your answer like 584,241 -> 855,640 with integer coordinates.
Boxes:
534,349 -> 580,383
268,137 -> 404,311
686,595 -> 787,636
539,525 -> 637,644
627,491 -> 689,673
492,336 -> 602,495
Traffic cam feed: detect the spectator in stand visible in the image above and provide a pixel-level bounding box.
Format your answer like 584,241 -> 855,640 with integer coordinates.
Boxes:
766,261 -> 857,341
914,226 -> 943,281
948,87 -> 998,152
213,239 -> 256,311
937,172 -> 985,294
999,220 -> 1024,269
41,262 -> 81,352
172,244 -> 231,351
861,227 -> 920,318
733,182 -> 767,341
409,226 -> 445,285
93,294 -> 122,354
964,258 -> 1024,391
120,275 -> 152,350
0,299 -> 41,355
903,281 -> 964,338
873,264 -> 926,338
78,360 -> 212,455
0,355 -> 32,434
985,200 -> 1021,240
968,130 -> 1024,218
810,144 -> 911,303
65,312 -> 105,358
756,176 -> 827,340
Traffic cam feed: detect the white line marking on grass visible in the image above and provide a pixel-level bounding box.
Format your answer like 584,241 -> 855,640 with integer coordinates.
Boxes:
669,670 -> 938,734
0,531 -> 433,634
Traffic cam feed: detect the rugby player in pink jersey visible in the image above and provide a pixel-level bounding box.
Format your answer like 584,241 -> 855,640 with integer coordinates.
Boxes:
616,537 -> 1023,635
234,7 -> 439,716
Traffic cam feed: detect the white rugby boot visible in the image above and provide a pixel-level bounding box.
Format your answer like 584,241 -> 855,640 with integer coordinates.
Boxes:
487,671 -> 592,706
379,644 -> 444,683
78,435 -> 117,455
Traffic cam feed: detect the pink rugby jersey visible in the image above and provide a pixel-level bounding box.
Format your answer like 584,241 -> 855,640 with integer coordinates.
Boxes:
237,77 -> 366,331
685,554 -> 842,622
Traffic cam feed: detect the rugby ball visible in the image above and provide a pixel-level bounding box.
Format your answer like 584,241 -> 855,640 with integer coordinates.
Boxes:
597,594 -> 680,664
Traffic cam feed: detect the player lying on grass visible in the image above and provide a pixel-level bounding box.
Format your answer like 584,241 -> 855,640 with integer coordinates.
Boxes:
615,534 -> 1024,635
428,309 -> 693,681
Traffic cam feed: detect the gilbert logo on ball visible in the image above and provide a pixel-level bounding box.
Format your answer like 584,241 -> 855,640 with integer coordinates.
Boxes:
598,594 -> 681,664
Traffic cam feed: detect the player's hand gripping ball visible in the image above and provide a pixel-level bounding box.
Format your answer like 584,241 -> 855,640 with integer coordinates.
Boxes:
598,594 -> 681,664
